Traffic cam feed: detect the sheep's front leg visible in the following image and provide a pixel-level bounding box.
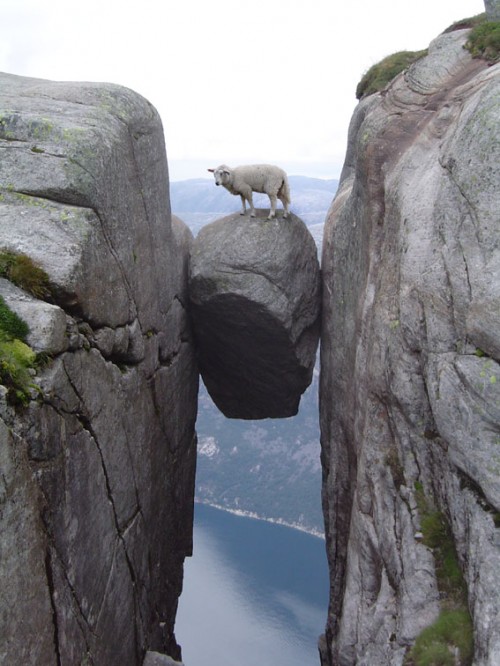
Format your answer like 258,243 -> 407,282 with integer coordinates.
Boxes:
239,187 -> 255,217
267,194 -> 277,219
239,195 -> 247,215
240,187 -> 255,217
248,193 -> 256,217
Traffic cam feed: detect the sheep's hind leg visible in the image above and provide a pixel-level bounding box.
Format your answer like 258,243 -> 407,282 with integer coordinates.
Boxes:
279,195 -> 289,218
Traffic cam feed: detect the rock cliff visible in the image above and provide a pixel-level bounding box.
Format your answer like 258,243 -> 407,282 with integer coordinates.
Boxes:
320,29 -> 500,666
0,73 -> 197,664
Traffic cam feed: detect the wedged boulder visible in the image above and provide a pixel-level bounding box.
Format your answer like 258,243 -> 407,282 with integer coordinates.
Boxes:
189,210 -> 321,419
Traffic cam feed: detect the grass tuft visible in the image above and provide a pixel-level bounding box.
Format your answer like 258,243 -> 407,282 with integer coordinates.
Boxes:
0,249 -> 51,299
0,296 -> 29,341
356,13 -> 498,101
465,20 -> 500,63
444,13 -> 486,33
409,610 -> 473,666
405,484 -> 473,665
356,50 -> 427,100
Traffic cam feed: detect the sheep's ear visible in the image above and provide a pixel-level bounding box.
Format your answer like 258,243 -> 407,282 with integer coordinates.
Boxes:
207,168 -> 215,172
223,169 -> 230,176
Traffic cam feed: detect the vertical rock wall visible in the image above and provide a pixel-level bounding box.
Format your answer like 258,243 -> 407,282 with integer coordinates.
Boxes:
320,32 -> 500,665
0,74 -> 198,664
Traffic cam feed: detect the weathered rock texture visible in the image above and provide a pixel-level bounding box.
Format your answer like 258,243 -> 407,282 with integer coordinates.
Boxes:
143,651 -> 184,666
320,31 -> 500,665
189,210 -> 321,419
0,73 -> 198,664
485,0 -> 500,19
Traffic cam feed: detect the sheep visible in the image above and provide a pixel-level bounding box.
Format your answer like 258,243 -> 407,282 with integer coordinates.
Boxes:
208,164 -> 291,220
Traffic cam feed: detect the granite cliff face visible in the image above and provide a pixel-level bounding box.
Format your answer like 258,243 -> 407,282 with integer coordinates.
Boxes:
0,73 -> 197,664
320,30 -> 500,665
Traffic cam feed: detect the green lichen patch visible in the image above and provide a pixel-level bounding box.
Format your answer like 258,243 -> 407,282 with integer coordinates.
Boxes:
356,50 -> 428,100
0,115 -> 16,141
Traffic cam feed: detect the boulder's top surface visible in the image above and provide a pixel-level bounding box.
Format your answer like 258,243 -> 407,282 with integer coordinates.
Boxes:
189,210 -> 321,419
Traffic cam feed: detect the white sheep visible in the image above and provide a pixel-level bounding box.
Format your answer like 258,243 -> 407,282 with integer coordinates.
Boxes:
208,164 -> 291,219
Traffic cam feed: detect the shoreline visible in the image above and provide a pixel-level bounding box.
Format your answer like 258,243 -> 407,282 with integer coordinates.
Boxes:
194,499 -> 325,540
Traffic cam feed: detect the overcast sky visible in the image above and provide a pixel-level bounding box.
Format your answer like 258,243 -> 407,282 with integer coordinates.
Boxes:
1,0 -> 484,181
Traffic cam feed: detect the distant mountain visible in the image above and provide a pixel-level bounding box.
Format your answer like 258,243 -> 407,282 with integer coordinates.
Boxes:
170,175 -> 338,235
175,174 -> 336,534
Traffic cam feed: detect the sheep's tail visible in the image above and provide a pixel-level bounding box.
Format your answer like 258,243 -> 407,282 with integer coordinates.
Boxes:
280,175 -> 291,205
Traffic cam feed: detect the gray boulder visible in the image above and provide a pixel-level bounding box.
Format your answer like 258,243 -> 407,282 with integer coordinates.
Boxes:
0,73 -> 198,664
320,30 -> 500,665
189,210 -> 321,419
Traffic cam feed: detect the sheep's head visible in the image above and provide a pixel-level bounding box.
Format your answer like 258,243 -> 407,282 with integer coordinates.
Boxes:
208,165 -> 232,186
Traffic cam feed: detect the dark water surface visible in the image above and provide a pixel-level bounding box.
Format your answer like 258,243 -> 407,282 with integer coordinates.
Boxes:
176,503 -> 329,666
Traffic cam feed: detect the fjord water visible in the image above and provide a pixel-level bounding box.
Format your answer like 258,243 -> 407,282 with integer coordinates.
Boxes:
176,503 -> 329,666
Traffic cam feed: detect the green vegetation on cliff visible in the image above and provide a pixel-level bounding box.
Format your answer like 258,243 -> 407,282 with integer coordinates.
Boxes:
0,249 -> 51,299
408,610 -> 473,666
356,13 -> 500,101
445,12 -> 500,63
466,20 -> 500,62
0,250 -> 51,405
405,483 -> 473,666
0,297 -> 37,407
356,50 -> 427,99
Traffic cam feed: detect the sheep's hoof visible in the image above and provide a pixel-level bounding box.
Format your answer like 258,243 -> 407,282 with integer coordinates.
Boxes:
250,212 -> 256,218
